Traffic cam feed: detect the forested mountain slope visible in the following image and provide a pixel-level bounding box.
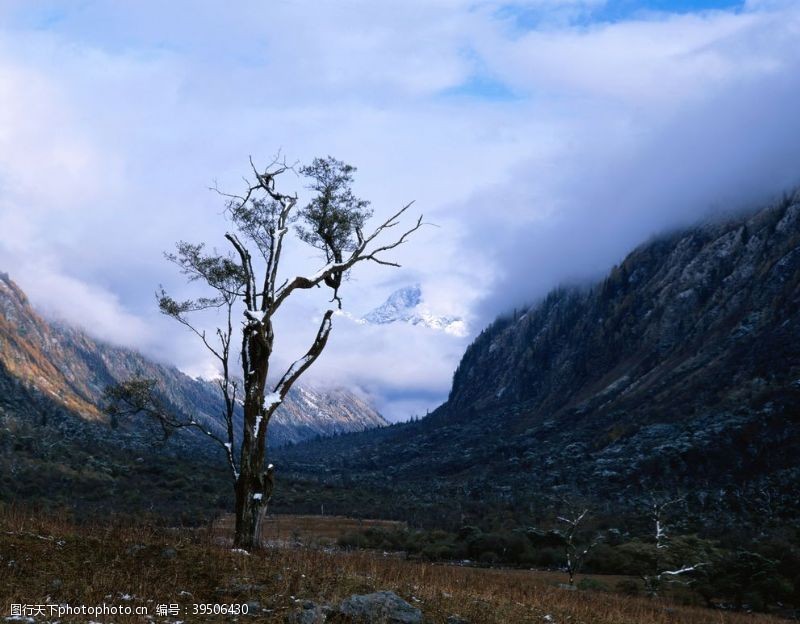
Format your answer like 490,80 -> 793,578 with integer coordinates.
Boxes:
0,272 -> 385,514
0,271 -> 385,446
276,193 -> 800,531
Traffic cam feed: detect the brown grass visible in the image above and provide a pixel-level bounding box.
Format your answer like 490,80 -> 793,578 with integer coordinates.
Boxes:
0,506 -> 786,624
213,513 -> 407,545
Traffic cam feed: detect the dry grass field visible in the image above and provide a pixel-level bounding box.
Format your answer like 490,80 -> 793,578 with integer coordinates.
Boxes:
0,506 -> 788,624
212,513 -> 407,546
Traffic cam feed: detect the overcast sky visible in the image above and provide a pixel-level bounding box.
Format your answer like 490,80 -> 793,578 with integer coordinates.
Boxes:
1,0 -> 799,420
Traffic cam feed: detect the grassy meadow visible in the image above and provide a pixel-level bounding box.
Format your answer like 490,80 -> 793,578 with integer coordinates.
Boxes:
0,506 -> 790,623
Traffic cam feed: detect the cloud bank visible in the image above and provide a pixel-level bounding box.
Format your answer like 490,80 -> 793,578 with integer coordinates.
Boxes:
1,0 -> 799,419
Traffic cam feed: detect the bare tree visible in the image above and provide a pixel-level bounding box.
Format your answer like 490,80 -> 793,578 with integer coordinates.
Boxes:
637,495 -> 710,596
105,155 -> 422,548
556,507 -> 601,585
525,502 -> 601,586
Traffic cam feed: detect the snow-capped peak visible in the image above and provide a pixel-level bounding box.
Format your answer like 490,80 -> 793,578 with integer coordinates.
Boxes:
363,284 -> 422,325
361,284 -> 467,336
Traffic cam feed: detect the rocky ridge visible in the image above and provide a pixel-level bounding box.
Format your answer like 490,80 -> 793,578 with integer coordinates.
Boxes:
277,193 -> 800,530
0,271 -> 385,447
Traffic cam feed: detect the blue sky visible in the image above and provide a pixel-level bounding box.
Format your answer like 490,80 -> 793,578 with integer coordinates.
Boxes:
606,0 -> 743,13
582,0 -> 745,20
499,0 -> 745,30
1,0 -> 799,419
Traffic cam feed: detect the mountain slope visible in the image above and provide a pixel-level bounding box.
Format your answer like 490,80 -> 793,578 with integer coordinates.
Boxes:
447,199 -> 800,422
276,193 -> 800,530
0,272 -> 386,446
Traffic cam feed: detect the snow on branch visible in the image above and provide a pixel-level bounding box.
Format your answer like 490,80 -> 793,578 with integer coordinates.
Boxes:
660,564 -> 707,577
273,202 -> 424,311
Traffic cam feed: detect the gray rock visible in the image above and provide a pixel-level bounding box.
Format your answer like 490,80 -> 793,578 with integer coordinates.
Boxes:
338,591 -> 422,624
125,543 -> 146,556
286,601 -> 328,623
160,547 -> 177,560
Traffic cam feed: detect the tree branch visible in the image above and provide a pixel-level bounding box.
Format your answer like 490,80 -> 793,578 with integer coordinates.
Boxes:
273,202 -> 422,311
225,233 -> 257,311
157,290 -> 226,363
272,310 -> 334,401
104,378 -> 239,480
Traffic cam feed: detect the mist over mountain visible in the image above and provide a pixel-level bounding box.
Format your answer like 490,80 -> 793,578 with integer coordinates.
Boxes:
0,270 -> 388,516
0,271 -> 385,446
277,193 -> 800,531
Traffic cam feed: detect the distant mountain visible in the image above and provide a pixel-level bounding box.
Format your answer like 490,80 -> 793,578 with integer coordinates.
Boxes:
275,385 -> 386,443
0,272 -> 386,447
277,193 -> 800,531
361,284 -> 466,336
0,271 -> 386,515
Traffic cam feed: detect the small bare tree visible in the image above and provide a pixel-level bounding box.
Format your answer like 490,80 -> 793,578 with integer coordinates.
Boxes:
633,495 -> 710,596
105,155 -> 422,548
556,507 -> 600,585
525,502 -> 601,586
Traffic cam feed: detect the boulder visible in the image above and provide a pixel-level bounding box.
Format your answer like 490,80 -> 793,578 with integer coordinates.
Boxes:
285,600 -> 330,623
338,591 -> 422,624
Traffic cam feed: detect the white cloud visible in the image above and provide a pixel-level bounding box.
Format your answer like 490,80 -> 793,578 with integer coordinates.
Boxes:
13,260 -> 153,348
480,9 -> 789,107
0,1 -> 799,420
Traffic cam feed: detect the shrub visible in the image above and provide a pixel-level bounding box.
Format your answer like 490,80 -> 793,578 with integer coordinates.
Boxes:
577,578 -> 608,592
338,531 -> 370,549
616,579 -> 640,596
584,543 -> 636,575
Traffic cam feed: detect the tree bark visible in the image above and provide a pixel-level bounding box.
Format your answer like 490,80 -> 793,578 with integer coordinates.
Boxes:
234,478 -> 260,549
233,464 -> 273,548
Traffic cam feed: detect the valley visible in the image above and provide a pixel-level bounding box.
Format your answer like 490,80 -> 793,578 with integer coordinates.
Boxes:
0,507 -> 788,624
3,193 -> 800,618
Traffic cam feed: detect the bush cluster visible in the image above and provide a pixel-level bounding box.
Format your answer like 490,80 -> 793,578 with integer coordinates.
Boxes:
338,524 -> 800,615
